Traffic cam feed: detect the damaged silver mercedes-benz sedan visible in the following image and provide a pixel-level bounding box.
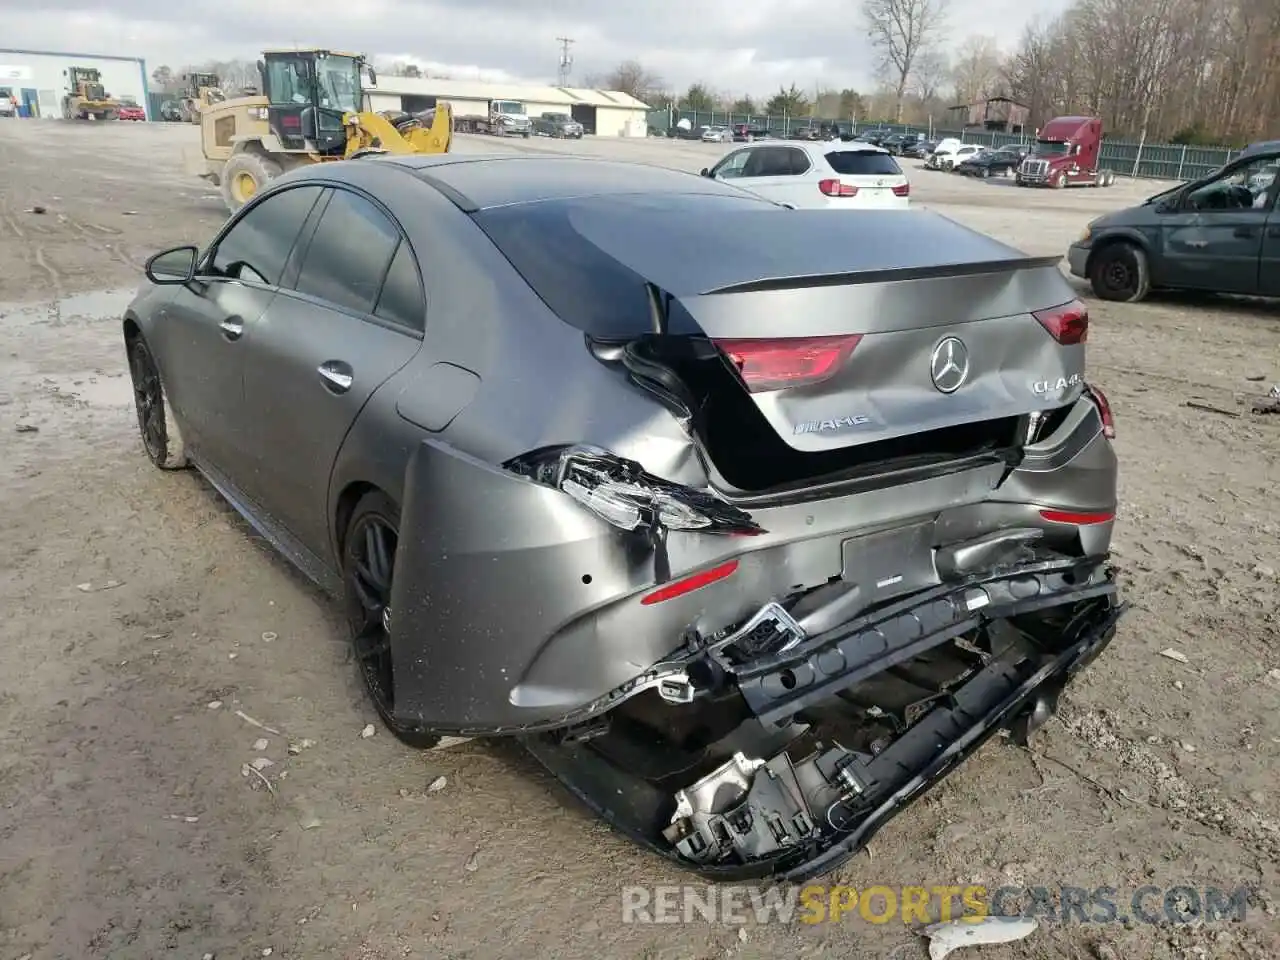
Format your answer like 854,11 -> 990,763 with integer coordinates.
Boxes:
123,153 -> 1123,882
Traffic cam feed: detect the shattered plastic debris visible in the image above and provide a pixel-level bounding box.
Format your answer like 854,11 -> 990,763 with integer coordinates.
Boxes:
427,775 -> 448,793
923,916 -> 1038,958
252,738 -> 270,751
1158,648 -> 1189,664
360,723 -> 376,739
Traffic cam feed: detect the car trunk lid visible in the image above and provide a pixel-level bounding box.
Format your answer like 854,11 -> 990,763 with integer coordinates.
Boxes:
469,195 -> 1085,493
819,148 -> 909,205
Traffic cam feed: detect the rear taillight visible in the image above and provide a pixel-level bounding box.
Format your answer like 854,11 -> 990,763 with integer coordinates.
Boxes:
714,334 -> 863,393
892,182 -> 910,196
504,445 -> 764,535
1033,299 -> 1089,345
818,178 -> 858,197
1085,382 -> 1115,439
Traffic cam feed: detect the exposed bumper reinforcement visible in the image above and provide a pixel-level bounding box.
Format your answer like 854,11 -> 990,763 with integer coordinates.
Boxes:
523,563 -> 1123,882
727,558 -> 1115,729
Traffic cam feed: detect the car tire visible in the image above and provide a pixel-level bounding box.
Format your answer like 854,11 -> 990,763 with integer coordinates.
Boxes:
127,335 -> 188,470
342,490 -> 440,750
1089,242 -> 1150,303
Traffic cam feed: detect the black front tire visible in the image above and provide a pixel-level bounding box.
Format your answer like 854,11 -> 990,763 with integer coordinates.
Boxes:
342,491 -> 440,750
1089,242 -> 1151,303
127,336 -> 187,470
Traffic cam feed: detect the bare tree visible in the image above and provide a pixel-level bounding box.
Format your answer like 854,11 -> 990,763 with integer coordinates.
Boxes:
862,0 -> 950,120
912,49 -> 950,102
596,60 -> 664,102
950,35 -> 1002,104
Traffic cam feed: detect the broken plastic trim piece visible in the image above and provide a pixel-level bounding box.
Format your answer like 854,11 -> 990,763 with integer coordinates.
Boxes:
504,444 -> 765,535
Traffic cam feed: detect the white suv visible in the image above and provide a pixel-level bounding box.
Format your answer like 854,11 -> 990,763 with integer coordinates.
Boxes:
0,88 -> 16,118
700,141 -> 910,209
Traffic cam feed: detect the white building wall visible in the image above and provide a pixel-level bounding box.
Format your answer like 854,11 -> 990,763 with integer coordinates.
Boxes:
0,50 -> 148,118
595,107 -> 648,137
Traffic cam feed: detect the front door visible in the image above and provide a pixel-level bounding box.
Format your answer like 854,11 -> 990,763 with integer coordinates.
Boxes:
1157,156 -> 1278,294
156,184 -> 324,475
241,187 -> 424,559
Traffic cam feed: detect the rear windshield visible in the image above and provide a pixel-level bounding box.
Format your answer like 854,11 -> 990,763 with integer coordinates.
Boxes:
825,151 -> 902,176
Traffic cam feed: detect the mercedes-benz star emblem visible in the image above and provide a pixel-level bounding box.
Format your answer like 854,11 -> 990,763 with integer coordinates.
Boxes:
930,337 -> 970,393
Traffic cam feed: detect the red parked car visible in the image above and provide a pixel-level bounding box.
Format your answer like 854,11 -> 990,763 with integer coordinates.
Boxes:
117,103 -> 146,121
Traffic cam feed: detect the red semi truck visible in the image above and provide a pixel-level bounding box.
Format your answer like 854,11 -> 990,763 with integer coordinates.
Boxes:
1016,116 -> 1116,188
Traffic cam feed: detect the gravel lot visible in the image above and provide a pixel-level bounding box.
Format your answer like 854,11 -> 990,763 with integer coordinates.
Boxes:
1,121 -> 1277,960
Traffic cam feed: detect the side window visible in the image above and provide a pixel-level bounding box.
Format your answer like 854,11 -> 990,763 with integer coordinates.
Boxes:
1186,157 -> 1278,212
293,189 -> 400,314
782,147 -> 812,175
209,185 -> 323,286
373,241 -> 426,332
712,149 -> 751,179
745,147 -> 809,178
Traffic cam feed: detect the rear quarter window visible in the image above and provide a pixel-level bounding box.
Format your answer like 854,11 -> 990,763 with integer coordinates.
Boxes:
825,151 -> 902,176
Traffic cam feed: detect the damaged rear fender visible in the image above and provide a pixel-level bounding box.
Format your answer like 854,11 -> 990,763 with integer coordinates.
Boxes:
388,440 -> 805,734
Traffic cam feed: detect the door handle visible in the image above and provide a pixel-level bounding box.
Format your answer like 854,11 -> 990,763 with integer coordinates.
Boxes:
1183,239 -> 1208,248
317,361 -> 353,393
219,318 -> 244,340
1233,226 -> 1258,238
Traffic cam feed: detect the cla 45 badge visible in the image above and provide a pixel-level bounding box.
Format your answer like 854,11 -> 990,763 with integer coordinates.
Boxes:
1032,373 -> 1082,394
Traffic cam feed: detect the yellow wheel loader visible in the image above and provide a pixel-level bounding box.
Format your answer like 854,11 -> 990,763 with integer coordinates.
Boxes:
179,72 -> 224,123
61,66 -> 122,121
184,49 -> 453,212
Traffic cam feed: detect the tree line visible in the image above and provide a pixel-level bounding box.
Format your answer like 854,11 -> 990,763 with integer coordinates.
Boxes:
594,0 -> 1268,146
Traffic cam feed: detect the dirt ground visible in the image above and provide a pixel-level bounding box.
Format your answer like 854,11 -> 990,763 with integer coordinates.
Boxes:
0,121 -> 1277,960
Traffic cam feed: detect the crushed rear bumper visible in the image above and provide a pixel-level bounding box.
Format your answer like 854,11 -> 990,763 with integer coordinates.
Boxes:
525,563 -> 1122,881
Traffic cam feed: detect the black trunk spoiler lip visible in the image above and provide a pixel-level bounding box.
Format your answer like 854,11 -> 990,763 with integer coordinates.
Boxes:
701,253 -> 1065,295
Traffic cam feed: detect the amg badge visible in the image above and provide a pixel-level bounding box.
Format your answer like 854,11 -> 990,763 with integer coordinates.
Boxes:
1032,373 -> 1082,394
794,415 -> 871,435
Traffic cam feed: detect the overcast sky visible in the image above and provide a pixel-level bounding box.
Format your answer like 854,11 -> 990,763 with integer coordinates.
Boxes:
4,0 -> 1065,96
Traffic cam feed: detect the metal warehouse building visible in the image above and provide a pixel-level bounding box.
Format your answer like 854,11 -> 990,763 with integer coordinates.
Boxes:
367,76 -> 649,137
0,48 -> 149,119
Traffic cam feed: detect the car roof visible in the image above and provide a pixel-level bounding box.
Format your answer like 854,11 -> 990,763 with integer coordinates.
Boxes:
773,141 -> 891,159
367,154 -> 766,211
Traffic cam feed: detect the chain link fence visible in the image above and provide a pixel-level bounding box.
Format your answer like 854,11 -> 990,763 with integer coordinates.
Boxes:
646,110 -> 1237,183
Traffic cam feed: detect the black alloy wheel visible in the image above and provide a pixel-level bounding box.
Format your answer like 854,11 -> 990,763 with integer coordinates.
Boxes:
127,337 -> 186,469
343,491 -> 439,749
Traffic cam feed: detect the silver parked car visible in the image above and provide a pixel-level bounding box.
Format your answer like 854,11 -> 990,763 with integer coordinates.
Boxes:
124,154 -> 1122,882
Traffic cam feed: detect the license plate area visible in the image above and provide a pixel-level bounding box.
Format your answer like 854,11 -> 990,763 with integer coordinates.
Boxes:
841,520 -> 939,604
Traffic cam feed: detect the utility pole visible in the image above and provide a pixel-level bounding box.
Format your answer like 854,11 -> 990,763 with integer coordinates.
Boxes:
556,37 -> 574,86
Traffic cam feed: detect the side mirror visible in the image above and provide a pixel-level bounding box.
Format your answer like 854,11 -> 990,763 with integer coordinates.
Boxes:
366,66 -> 378,86
145,245 -> 198,285
700,167 -> 711,177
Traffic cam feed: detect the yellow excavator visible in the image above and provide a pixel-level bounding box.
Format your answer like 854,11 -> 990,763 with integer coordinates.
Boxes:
185,49 -> 453,212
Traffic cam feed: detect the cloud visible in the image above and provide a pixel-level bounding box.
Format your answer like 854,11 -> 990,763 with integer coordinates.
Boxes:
3,0 -> 1067,96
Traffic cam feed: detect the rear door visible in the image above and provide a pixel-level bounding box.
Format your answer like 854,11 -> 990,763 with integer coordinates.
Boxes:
155,184 -> 324,476
734,146 -> 815,206
240,186 -> 425,558
822,148 -> 908,207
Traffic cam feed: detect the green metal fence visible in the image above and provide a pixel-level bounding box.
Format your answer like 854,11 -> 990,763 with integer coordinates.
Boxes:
646,110 -> 1238,182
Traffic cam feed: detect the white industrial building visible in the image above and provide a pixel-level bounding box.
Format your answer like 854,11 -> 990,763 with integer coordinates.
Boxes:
0,48 -> 150,119
367,76 -> 649,137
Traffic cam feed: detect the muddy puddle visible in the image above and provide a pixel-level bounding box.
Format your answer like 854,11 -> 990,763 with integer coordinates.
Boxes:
0,288 -> 137,331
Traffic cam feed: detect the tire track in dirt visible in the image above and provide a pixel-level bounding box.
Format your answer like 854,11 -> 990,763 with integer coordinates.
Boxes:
31,245 -> 64,299
62,213 -> 144,274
